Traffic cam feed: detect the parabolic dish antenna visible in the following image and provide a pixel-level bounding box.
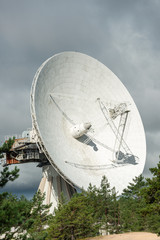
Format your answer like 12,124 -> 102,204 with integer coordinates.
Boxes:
31,52 -> 146,194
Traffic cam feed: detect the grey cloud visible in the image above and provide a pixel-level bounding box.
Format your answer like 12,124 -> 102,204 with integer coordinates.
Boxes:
138,89 -> 160,133
1,163 -> 42,198
146,132 -> 160,154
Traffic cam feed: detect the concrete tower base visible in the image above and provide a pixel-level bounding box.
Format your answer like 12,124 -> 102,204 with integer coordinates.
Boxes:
38,165 -> 76,213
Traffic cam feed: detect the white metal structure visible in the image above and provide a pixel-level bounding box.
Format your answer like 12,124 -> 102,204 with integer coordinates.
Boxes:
38,165 -> 76,210
31,52 -> 146,196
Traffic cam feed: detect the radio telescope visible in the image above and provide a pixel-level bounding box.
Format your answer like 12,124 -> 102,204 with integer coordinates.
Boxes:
30,51 -> 146,210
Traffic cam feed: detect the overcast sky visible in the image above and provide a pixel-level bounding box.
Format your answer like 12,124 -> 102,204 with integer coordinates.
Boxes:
0,0 -> 160,198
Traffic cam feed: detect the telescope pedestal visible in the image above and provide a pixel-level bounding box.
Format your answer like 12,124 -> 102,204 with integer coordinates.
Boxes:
38,165 -> 76,213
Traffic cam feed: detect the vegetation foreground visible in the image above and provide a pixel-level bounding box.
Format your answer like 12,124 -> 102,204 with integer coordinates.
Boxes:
0,140 -> 160,239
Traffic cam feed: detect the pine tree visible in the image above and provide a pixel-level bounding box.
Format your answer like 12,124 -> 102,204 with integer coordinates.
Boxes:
122,174 -> 146,199
47,193 -> 99,240
118,175 -> 147,232
142,161 -> 160,205
0,137 -> 19,188
0,193 -> 31,236
140,159 -> 160,234
86,176 -> 120,234
0,166 -> 19,188
2,191 -> 51,240
0,137 -> 15,158
21,191 -> 52,240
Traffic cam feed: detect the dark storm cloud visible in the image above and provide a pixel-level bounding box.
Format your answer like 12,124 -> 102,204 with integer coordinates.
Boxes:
90,1 -> 160,146
1,163 -> 42,198
0,0 -> 160,196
